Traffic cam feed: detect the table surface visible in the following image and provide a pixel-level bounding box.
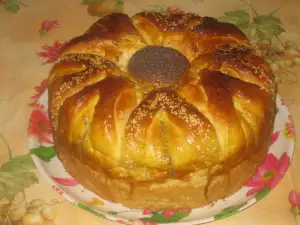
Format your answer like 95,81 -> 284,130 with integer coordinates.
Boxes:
0,0 -> 300,224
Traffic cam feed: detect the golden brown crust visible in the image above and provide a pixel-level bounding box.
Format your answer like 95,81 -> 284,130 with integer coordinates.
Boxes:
48,12 -> 276,210
192,17 -> 247,40
131,12 -> 249,61
60,13 -> 146,71
56,133 -> 268,210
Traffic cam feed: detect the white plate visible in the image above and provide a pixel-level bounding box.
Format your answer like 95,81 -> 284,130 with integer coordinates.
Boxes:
28,90 -> 295,225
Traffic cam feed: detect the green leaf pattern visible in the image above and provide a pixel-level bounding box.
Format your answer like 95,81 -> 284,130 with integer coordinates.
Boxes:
255,188 -> 271,201
0,154 -> 38,201
77,202 -> 106,218
217,10 -> 285,41
214,203 -> 246,220
218,10 -> 250,27
1,155 -> 36,173
30,146 -> 57,162
1,0 -> 26,13
253,15 -> 285,40
2,0 -> 20,13
116,0 -> 124,7
141,211 -> 191,223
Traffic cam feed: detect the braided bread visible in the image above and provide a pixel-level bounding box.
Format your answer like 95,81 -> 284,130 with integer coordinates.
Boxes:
48,12 -> 276,210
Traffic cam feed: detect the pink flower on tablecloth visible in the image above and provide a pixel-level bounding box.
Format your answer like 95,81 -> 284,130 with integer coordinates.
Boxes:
28,103 -> 53,144
37,41 -> 66,64
289,190 -> 300,209
39,20 -> 59,36
245,153 -> 290,196
284,115 -> 295,140
167,6 -> 185,14
29,79 -> 47,107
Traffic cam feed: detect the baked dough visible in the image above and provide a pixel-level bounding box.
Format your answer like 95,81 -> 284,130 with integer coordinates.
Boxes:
48,12 -> 276,210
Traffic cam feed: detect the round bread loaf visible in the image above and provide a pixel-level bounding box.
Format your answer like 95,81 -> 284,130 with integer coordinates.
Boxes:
48,12 -> 276,210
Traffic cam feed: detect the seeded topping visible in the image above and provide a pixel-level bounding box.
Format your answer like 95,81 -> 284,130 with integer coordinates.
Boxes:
213,44 -> 253,60
211,44 -> 275,93
128,46 -> 190,86
125,89 -> 208,144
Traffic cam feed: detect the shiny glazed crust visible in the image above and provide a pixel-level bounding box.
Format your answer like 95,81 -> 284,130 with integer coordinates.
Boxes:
48,12 -> 276,210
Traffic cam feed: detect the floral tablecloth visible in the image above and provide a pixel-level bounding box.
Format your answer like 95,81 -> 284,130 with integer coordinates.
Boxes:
0,0 -> 300,225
